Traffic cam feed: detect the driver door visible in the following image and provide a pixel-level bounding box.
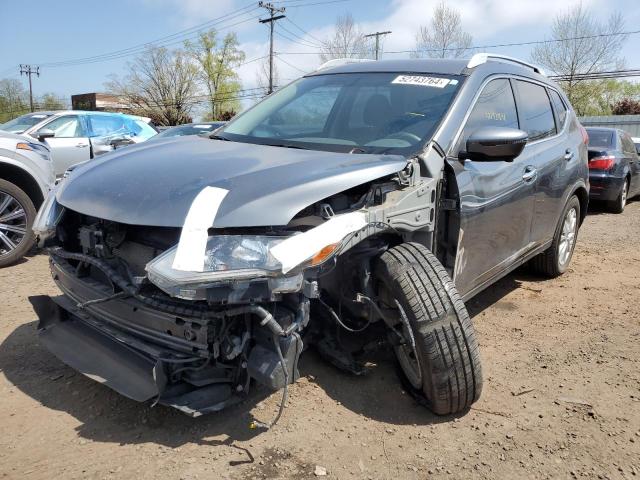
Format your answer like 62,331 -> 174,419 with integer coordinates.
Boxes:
34,115 -> 90,176
449,78 -> 536,298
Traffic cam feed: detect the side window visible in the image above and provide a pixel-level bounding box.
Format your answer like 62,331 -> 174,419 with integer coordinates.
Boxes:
39,115 -> 83,138
514,80 -> 556,141
459,78 -> 519,148
549,89 -> 568,130
89,115 -> 128,137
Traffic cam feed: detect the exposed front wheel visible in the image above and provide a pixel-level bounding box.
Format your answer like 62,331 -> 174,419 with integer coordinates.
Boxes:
0,179 -> 36,268
375,243 -> 483,415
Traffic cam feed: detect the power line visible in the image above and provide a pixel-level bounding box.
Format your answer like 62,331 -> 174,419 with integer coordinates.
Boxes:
276,54 -> 309,74
364,31 -> 392,60
278,23 -> 321,47
285,17 -> 324,44
37,6 -> 261,68
259,1 -> 287,95
19,65 -> 40,112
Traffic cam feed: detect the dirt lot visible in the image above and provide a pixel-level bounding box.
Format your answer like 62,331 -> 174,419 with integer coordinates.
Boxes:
1,202 -> 639,480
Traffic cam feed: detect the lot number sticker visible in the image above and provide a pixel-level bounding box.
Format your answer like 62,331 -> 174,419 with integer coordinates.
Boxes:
392,75 -> 451,88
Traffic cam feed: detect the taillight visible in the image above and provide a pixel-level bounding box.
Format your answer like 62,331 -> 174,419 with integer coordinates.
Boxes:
579,124 -> 589,145
588,155 -> 615,170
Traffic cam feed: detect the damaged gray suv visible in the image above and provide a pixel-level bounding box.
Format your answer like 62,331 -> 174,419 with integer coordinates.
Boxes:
30,54 -> 588,421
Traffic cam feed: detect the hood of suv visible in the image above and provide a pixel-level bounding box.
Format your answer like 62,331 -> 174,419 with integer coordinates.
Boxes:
56,135 -> 407,228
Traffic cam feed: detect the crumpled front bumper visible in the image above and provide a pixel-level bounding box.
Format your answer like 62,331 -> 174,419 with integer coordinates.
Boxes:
30,294 -> 239,416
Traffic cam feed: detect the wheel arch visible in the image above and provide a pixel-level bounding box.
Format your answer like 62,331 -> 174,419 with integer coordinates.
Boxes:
571,184 -> 589,225
0,163 -> 45,209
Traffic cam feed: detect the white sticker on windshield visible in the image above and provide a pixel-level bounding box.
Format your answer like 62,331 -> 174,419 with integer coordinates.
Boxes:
392,75 -> 451,88
194,124 -> 213,129
32,114 -> 48,118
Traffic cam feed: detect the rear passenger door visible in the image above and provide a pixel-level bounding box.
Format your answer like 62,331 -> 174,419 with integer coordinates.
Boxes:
451,78 -> 536,297
512,80 -> 569,246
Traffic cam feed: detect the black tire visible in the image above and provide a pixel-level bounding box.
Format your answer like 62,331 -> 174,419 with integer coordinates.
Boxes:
608,177 -> 629,214
0,179 -> 36,268
375,242 -> 482,415
530,195 -> 580,278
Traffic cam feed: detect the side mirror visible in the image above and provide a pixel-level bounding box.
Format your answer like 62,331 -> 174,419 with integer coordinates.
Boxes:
460,127 -> 528,162
37,128 -> 55,142
109,136 -> 134,148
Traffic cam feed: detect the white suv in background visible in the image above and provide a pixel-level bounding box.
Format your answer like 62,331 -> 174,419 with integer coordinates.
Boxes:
0,111 -> 157,176
0,131 -> 55,267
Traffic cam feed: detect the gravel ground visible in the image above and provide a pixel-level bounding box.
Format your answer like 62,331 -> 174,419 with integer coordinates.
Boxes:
0,201 -> 639,480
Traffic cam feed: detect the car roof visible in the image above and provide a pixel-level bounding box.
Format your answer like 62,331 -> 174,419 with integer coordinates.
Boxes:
308,58 -> 471,76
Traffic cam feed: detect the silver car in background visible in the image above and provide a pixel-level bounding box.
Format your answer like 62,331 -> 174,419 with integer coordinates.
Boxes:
0,111 -> 157,176
0,131 -> 55,267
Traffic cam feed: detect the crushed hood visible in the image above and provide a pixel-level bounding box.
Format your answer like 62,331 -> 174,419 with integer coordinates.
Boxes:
56,135 -> 407,228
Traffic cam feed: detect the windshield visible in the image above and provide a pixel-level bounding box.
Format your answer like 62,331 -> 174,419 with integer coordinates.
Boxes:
220,72 -> 463,155
0,112 -> 53,134
156,122 -> 225,138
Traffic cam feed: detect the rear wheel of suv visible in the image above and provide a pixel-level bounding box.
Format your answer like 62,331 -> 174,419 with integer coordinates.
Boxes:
530,195 -> 580,278
0,179 -> 36,268
375,242 -> 482,415
608,177 -> 628,214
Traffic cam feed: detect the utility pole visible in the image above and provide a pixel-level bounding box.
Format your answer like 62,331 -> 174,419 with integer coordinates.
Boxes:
364,31 -> 392,60
19,64 -> 40,112
259,1 -> 285,95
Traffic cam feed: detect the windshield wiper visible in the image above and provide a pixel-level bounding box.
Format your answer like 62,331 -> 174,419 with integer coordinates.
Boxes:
209,133 -> 230,141
263,142 -> 310,150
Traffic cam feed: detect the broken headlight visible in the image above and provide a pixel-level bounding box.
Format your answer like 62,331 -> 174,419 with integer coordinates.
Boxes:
145,235 -> 303,300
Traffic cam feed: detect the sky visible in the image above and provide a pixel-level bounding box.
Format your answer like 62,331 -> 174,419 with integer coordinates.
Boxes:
1,0 -> 639,116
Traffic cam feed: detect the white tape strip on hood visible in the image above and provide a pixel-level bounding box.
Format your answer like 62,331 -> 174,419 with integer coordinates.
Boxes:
172,186 -> 229,272
270,211 -> 367,274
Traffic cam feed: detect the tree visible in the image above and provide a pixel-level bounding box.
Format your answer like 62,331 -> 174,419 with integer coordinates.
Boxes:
531,4 -> 628,112
412,2 -> 472,58
185,30 -> 245,121
0,79 -> 29,123
611,98 -> 640,115
39,93 -> 65,110
106,46 -> 199,126
256,56 -> 280,96
319,14 -> 372,63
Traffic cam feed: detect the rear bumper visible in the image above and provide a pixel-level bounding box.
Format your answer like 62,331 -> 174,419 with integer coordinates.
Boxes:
588,173 -> 624,202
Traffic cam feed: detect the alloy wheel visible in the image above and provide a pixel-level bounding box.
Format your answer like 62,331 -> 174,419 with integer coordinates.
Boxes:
0,191 -> 28,257
392,299 -> 423,389
558,207 -> 577,269
620,180 -> 628,209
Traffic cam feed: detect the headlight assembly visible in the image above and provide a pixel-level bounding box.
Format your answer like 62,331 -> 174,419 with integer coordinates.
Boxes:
146,235 -> 299,300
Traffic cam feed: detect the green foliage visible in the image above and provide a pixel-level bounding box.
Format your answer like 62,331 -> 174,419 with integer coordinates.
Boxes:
185,30 -> 245,121
0,79 -> 29,123
563,80 -> 640,116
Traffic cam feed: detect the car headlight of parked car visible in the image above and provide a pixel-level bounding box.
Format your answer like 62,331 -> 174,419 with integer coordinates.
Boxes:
16,141 -> 51,161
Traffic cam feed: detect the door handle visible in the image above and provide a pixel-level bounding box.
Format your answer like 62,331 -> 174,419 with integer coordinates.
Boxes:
564,149 -> 574,161
522,166 -> 537,182
75,143 -> 88,148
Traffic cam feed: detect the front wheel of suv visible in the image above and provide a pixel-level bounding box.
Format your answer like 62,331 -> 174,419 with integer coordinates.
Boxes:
530,195 -> 581,278
0,179 -> 36,268
375,242 -> 483,415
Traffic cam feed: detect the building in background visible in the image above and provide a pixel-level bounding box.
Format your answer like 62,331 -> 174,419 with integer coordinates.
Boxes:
71,93 -> 131,112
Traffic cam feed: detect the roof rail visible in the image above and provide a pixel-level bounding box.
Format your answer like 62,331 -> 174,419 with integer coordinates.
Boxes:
467,53 -> 546,75
315,58 -> 374,71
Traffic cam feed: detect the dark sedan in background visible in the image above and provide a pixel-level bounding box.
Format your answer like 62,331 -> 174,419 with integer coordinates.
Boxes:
586,127 -> 640,213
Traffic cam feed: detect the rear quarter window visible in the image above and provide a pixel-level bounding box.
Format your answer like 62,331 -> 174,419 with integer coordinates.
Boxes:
549,89 -> 568,129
